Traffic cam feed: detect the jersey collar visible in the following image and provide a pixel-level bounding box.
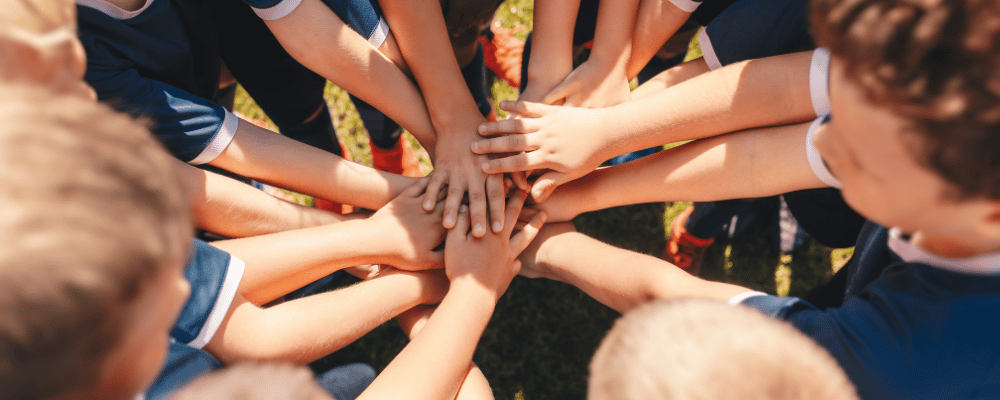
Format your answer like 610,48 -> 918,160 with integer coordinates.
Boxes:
887,227 -> 1000,275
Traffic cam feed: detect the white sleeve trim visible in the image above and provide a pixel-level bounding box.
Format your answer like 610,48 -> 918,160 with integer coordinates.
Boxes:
668,0 -> 701,13
698,28 -> 722,71
728,291 -> 768,306
805,116 -> 842,188
186,255 -> 245,350
76,0 -> 155,20
252,0 -> 303,20
809,48 -> 832,117
188,110 -> 239,166
368,17 -> 390,48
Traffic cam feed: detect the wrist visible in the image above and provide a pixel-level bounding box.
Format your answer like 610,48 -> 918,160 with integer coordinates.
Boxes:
448,276 -> 502,308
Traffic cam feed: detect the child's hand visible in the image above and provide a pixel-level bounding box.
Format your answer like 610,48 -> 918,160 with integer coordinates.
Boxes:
370,177 -> 447,270
540,60 -> 632,108
444,190 -> 547,302
517,222 -> 578,279
474,101 -> 609,202
423,116 -> 507,238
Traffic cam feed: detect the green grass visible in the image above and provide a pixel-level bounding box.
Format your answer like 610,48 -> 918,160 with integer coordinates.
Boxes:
232,1 -> 853,398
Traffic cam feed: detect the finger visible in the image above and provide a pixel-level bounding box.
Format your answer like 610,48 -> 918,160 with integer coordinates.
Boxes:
471,134 -> 538,155
541,81 -> 573,106
518,207 -> 539,223
503,176 -> 514,194
497,100 -> 547,118
442,176 -> 466,229
486,174 -> 506,233
448,204 -> 471,241
530,170 -> 568,203
502,190 -> 528,236
405,176 -> 432,198
468,177 -> 489,238
482,152 -> 547,174
510,211 -> 547,254
423,171 -> 449,211
512,170 -> 531,191
477,118 -> 539,137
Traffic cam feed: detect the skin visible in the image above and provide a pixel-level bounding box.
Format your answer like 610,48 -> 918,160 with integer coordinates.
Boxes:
475,51 -> 817,202
518,56 -> 1000,316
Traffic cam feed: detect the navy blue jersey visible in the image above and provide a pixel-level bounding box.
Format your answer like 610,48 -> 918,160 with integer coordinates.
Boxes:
699,0 -> 813,69
173,239 -> 245,349
144,342 -> 223,400
729,120 -> 1000,398
77,0 -> 386,164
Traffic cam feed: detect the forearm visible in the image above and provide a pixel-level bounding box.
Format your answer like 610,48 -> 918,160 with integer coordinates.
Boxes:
208,121 -> 415,210
359,280 -> 496,400
536,231 -> 747,312
626,0 -> 691,78
589,0 -> 640,75
549,122 -> 826,220
178,162 -> 351,238
526,0 -> 580,87
598,51 -> 817,158
264,0 -> 436,147
208,273 -> 429,365
212,219 -> 394,304
377,0 -> 482,132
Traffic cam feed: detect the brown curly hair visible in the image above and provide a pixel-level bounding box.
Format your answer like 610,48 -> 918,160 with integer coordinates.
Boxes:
812,0 -> 1000,199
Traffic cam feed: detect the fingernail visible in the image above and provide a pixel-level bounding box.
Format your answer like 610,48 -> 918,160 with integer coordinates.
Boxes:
424,200 -> 434,210
444,215 -> 455,226
472,141 -> 479,151
493,221 -> 502,232
460,205 -> 468,213
482,162 -> 491,172
474,224 -> 485,236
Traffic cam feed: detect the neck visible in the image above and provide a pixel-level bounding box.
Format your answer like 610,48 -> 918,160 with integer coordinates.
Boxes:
911,231 -> 1000,259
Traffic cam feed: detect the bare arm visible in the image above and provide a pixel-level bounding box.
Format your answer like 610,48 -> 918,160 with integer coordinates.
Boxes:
520,223 -> 748,313
538,121 -> 830,222
262,0 -> 437,149
626,0 -> 692,78
176,160 -> 353,238
518,0 -> 580,103
205,269 -> 448,365
211,178 -> 446,305
207,118 -> 416,210
377,0 -> 504,237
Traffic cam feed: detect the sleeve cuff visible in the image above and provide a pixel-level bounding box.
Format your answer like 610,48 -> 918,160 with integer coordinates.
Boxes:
728,291 -> 768,306
809,48 -> 832,117
806,116 -> 841,188
252,0 -> 303,20
698,28 -> 722,71
368,17 -> 390,48
188,110 -> 239,166
668,0 -> 702,13
186,255 -> 245,349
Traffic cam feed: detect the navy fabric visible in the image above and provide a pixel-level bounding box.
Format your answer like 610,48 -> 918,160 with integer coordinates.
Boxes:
146,342 -> 223,400
315,363 -> 378,400
78,0 -> 226,163
703,0 -> 813,65
172,239 -> 233,346
742,222 -> 1000,399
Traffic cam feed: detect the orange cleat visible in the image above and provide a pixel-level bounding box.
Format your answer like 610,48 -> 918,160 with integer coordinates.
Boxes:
369,133 -> 425,178
481,22 -> 524,89
664,205 -> 714,276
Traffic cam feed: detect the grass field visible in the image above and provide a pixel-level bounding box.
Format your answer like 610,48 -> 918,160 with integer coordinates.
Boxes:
232,2 -> 853,398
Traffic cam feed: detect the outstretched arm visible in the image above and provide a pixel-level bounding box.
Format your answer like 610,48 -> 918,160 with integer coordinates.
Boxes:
211,178 -> 447,305
377,0 -> 505,237
475,50 -> 821,201
537,119 -> 830,222
519,223 -> 748,313
626,0 -> 693,79
262,0 -> 437,149
518,0 -> 580,103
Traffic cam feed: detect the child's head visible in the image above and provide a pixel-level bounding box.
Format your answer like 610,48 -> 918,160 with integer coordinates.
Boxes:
168,363 -> 334,400
811,0 -> 1000,249
588,299 -> 857,400
0,0 -> 93,100
0,84 -> 191,400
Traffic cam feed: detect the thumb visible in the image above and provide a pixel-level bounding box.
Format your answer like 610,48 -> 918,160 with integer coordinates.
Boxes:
531,171 -> 568,203
541,80 -> 575,106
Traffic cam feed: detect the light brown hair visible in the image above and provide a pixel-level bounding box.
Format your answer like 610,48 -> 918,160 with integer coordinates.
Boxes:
812,0 -> 1000,199
0,84 -> 190,400
589,299 -> 858,400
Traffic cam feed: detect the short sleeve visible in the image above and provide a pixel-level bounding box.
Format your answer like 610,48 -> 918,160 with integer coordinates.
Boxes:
805,116 -> 842,188
144,342 -> 223,400
241,0 -> 303,20
668,0 -> 703,13
172,240 -> 245,349
699,0 -> 813,70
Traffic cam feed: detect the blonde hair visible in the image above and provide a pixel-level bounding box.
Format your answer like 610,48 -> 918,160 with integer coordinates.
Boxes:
169,363 -> 333,400
0,84 -> 190,400
589,299 -> 858,400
